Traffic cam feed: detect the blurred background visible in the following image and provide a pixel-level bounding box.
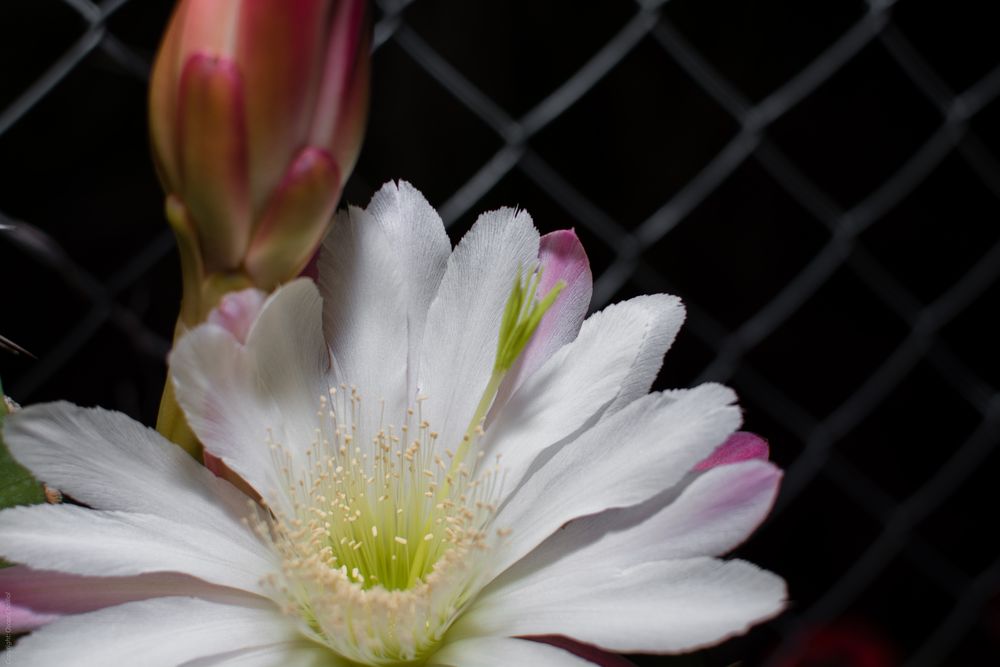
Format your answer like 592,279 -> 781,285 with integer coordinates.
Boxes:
2,1 -> 999,664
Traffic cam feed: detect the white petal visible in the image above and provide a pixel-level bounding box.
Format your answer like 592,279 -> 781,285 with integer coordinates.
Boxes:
341,180 -> 450,398
605,294 -> 687,415
491,229 -> 593,409
417,208 -> 539,457
483,295 -> 684,491
181,642 -> 340,667
0,504 -> 274,593
0,566 -> 263,631
431,637 -> 597,667
617,459 -> 781,560
171,280 -> 331,512
3,403 -> 261,551
455,557 -> 786,653
319,183 -> 449,423
207,288 -> 268,344
489,383 -> 740,577
6,597 -> 298,667
501,460 -> 782,587
320,205 -> 411,435
171,324 -> 277,504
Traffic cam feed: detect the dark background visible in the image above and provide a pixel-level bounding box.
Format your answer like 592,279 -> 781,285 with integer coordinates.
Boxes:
2,1 -> 999,665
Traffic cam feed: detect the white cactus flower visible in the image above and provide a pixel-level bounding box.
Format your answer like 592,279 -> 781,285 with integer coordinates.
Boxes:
0,182 -> 785,666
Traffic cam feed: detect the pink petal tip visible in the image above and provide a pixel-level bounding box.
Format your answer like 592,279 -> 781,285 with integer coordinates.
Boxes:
695,431 -> 770,471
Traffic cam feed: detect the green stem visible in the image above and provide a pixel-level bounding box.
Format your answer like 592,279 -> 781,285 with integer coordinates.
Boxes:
155,367 -> 200,458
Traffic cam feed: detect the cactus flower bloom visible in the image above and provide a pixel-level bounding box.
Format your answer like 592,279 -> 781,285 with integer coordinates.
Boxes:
150,0 -> 370,320
0,183 -> 785,665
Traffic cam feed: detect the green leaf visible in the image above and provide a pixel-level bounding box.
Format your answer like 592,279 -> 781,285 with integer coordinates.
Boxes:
0,377 -> 45,509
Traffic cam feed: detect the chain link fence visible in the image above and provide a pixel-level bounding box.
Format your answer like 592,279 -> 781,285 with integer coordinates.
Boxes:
1,1 -> 998,664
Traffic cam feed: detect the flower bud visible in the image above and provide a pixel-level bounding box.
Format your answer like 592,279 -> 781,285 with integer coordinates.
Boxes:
150,0 -> 370,300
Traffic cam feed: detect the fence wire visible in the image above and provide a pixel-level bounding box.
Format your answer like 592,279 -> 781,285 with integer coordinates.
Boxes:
1,0 -> 998,665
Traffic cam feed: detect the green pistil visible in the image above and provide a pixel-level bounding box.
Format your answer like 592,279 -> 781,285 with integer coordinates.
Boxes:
495,266 -> 565,374
456,266 -> 564,470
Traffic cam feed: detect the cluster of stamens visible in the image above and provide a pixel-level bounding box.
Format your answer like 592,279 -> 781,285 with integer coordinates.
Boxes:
253,386 -> 504,663
244,266 -> 564,663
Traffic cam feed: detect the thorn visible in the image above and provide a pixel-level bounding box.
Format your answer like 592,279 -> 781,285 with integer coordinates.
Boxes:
0,335 -> 36,358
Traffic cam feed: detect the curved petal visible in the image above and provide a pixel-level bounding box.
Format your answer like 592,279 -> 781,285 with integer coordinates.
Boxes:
489,383 -> 741,578
0,504 -> 274,593
245,146 -> 342,289
417,208 -> 539,456
482,294 -> 684,492
348,180 -> 451,399
605,294 -> 687,415
318,182 -> 452,429
175,1 -> 241,59
490,460 -> 782,593
181,641 -> 341,667
0,566 -> 263,632
431,637 -> 597,667
5,597 -> 298,667
319,203 -> 410,434
695,431 -> 769,470
172,322 -> 275,501
176,52 -> 251,271
3,403 -> 260,550
318,182 -> 450,435
235,0 -> 330,214
207,288 -> 268,344
455,558 -> 786,654
533,637 -> 637,667
6,604 -> 57,634
171,279 -> 331,513
492,229 -> 592,408
309,0 -> 369,170
148,0 -> 186,188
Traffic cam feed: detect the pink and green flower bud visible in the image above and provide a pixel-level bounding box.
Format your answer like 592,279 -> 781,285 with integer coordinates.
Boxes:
150,0 -> 371,307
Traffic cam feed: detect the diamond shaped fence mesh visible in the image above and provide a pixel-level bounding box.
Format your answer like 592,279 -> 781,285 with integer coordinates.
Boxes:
1,1 -> 998,665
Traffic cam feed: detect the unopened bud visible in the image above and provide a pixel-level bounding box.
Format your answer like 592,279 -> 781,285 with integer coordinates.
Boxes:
150,0 -> 370,304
